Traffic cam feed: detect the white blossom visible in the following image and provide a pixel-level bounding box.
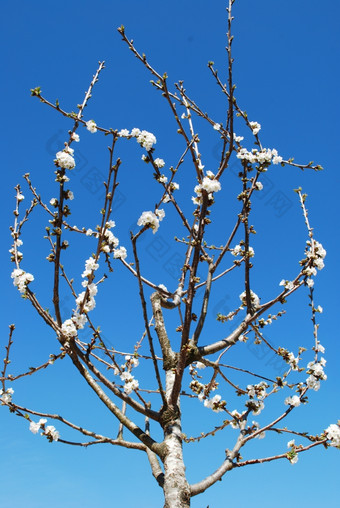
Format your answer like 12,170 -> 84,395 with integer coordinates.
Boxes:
233,133 -> 244,143
155,208 -> 165,221
114,246 -> 127,260
289,454 -> 299,465
239,290 -> 260,309
285,395 -> 301,407
201,176 -> 221,193
0,388 -> 14,404
315,343 -> 325,354
159,175 -> 168,184
130,128 -> 141,137
118,129 -> 129,137
213,123 -> 222,130
306,375 -> 320,391
86,120 -> 97,133
71,132 -> 80,142
55,150 -> 75,170
230,410 -> 242,428
137,211 -> 160,233
64,145 -> 74,155
124,379 -> 139,394
154,158 -> 165,168
72,312 -> 87,329
255,181 -> 263,190
280,279 -> 294,291
82,257 -> 99,278
204,394 -> 224,412
11,269 -> 34,293
45,425 -> 60,441
17,193 -> 25,201
66,190 -> 74,200
287,439 -> 295,448
61,319 -> 77,338
325,424 -> 340,447
29,418 -> 47,434
249,121 -> 261,135
136,130 -> 156,151
196,362 -> 206,369
272,149 -> 283,165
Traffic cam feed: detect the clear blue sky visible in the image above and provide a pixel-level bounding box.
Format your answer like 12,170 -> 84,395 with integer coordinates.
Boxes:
1,1 -> 339,507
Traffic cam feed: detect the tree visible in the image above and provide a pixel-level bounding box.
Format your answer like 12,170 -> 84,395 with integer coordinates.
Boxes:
1,1 -> 339,507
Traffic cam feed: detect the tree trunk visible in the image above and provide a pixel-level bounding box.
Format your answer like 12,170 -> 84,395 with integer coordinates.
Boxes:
163,418 -> 191,508
162,371 -> 191,508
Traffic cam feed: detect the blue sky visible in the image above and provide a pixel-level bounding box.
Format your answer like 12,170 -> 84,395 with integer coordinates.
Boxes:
1,1 -> 339,507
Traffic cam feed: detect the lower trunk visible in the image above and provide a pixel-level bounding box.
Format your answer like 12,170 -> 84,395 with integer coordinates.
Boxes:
163,417 -> 191,508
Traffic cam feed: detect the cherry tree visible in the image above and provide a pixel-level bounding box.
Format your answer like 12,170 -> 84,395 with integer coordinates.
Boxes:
2,1 -> 339,506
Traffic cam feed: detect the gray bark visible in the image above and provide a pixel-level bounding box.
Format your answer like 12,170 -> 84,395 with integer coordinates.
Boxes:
162,371 -> 191,508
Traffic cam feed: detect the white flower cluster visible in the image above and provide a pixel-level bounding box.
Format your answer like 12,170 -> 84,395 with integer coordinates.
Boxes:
231,244 -> 254,258
86,120 -> 97,133
137,209 -> 165,234
233,133 -> 244,143
193,172 -> 221,205
288,454 -> 298,465
284,395 -> 301,407
101,225 -> 119,254
286,440 -> 299,464
118,128 -> 157,150
29,418 -> 47,434
61,256 -> 102,338
71,132 -> 80,142
113,246 -> 127,260
203,394 -> 225,413
325,424 -> 340,448
314,342 -> 325,354
306,358 -> 327,391
119,355 -> 140,395
239,290 -> 260,309
245,387 -> 266,414
154,158 -> 165,168
0,387 -> 14,404
189,379 -> 225,412
237,147 -> 282,166
287,352 -> 299,371
230,409 -> 244,429
55,147 -> 76,170
279,279 -> 295,291
11,268 -> 34,293
246,381 -> 268,400
304,240 -> 326,280
245,399 -> 265,415
61,319 -> 77,338
249,121 -> 261,135
30,418 -> 60,441
82,256 -> 99,277
277,347 -> 300,370
85,223 -> 127,260
9,236 -> 24,260
76,282 -> 98,313
196,361 -> 206,369
136,129 -> 157,151
162,182 -> 180,203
